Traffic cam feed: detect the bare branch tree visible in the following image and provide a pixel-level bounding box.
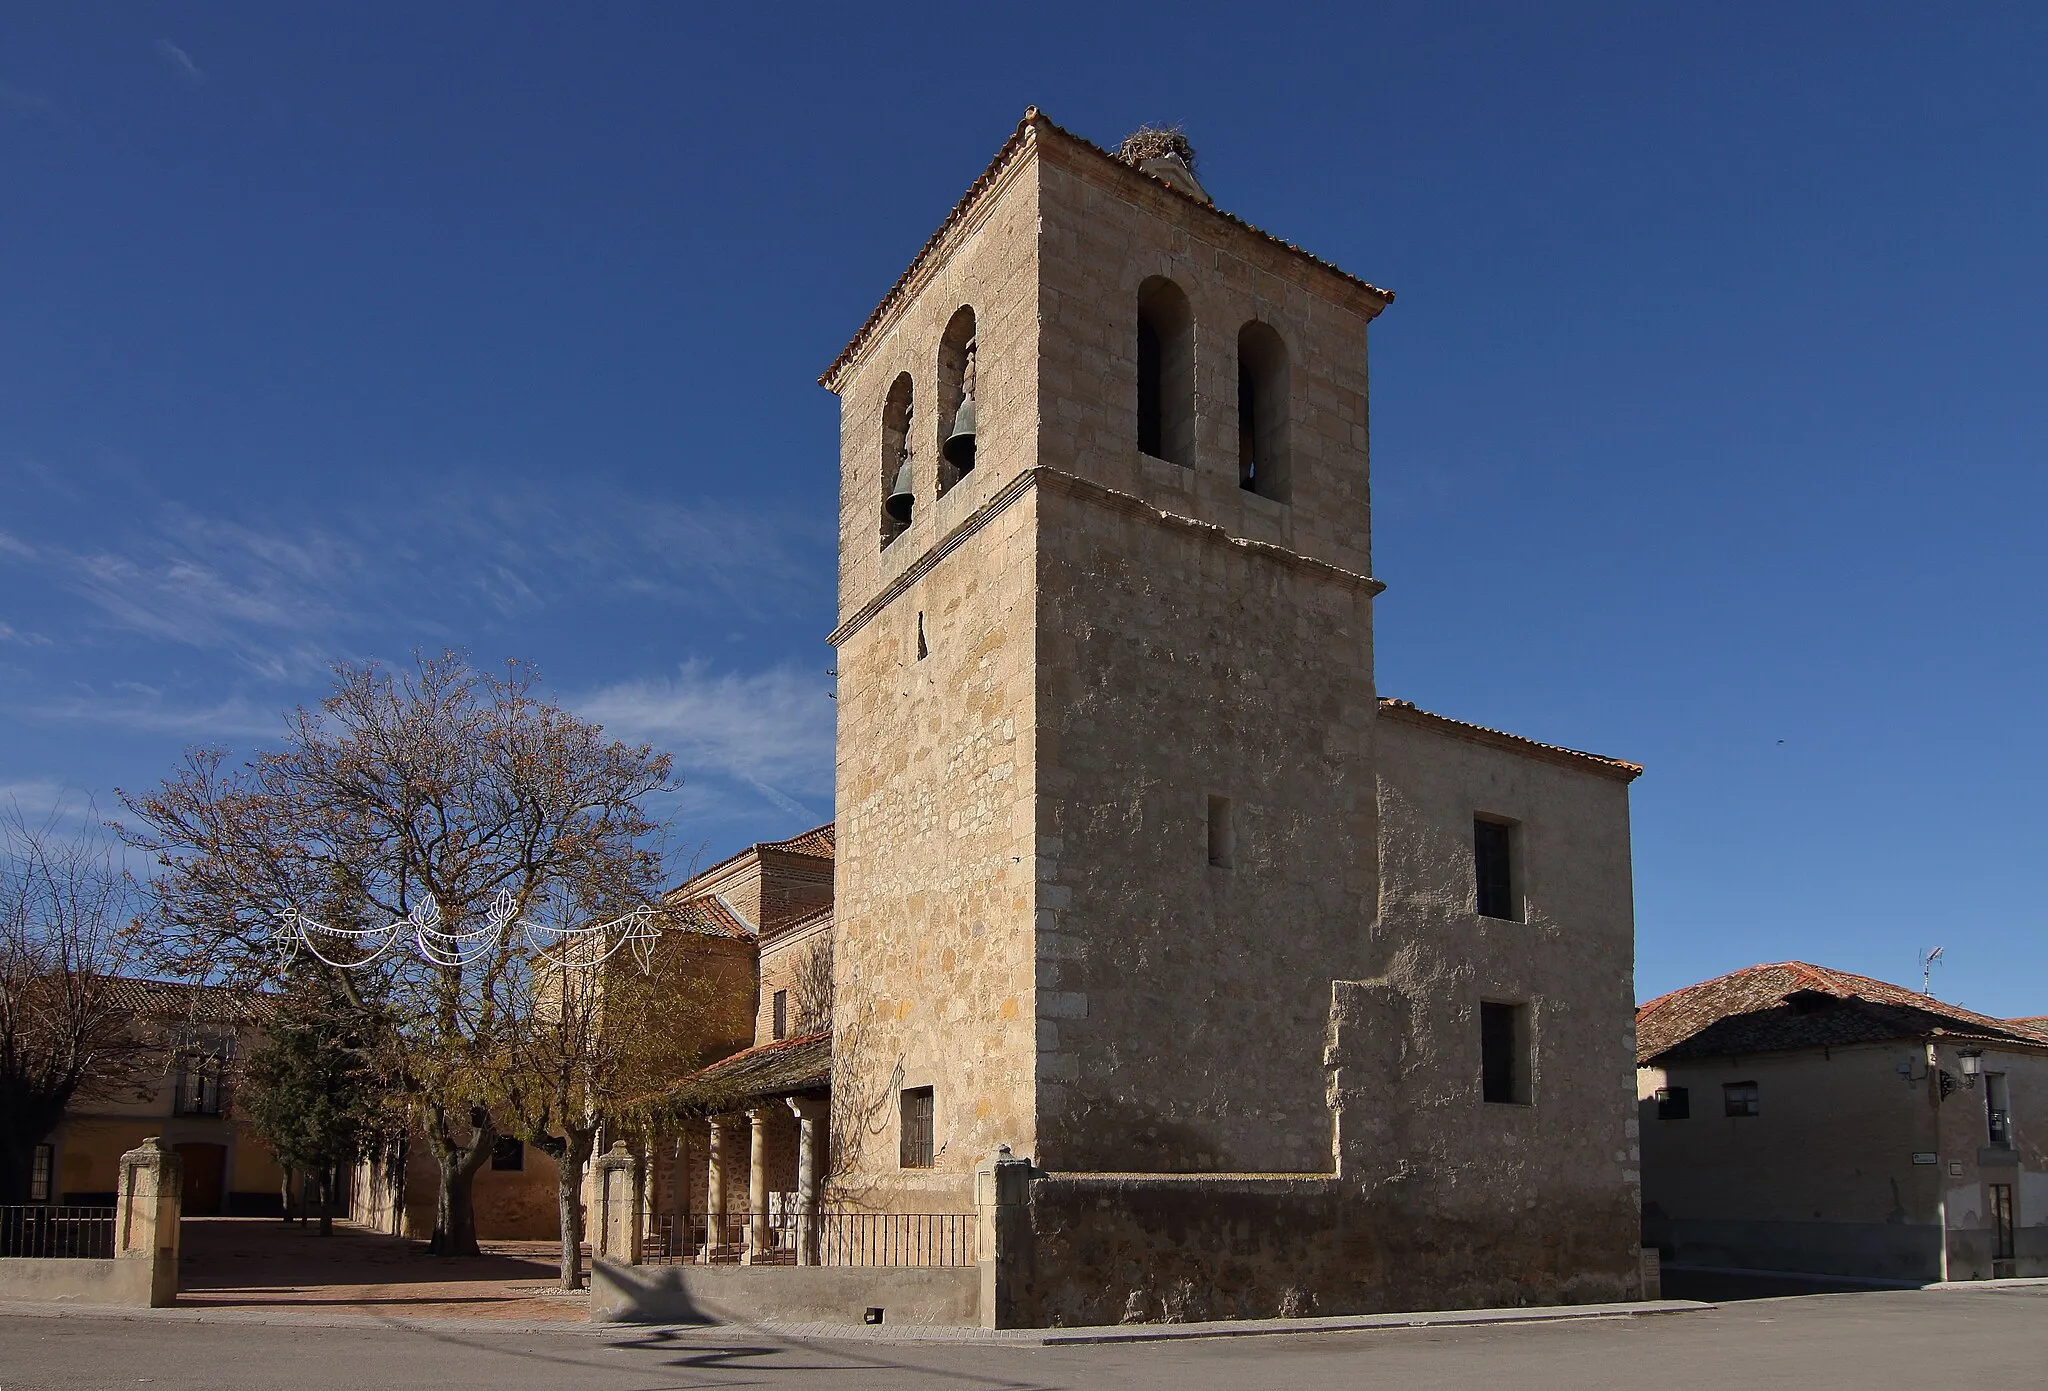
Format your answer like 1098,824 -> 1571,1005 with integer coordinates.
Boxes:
0,806 -> 148,1204
119,652 -> 674,1255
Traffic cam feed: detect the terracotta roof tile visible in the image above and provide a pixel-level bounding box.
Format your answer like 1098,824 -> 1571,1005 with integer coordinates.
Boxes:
101,976 -> 274,1024
820,108 -> 1395,392
1377,698 -> 1642,781
1636,962 -> 2048,1065
642,1030 -> 831,1115
657,896 -> 755,941
764,823 -> 834,860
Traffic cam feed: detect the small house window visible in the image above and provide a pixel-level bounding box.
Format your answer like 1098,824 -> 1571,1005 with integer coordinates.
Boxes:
491,1136 -> 526,1171
1236,321 -> 1290,500
938,307 -> 977,492
881,372 -> 915,547
1655,1086 -> 1690,1120
173,1058 -> 225,1117
1474,817 -> 1519,921
1987,1072 -> 2012,1147
1136,277 -> 1194,465
1207,794 -> 1233,869
1723,1082 -> 1760,1118
30,1143 -> 53,1202
772,989 -> 789,1041
1481,1001 -> 1531,1105
899,1087 -> 935,1168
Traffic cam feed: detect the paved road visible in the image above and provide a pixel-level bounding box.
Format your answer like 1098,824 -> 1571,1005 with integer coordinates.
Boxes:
2,1287 -> 2043,1390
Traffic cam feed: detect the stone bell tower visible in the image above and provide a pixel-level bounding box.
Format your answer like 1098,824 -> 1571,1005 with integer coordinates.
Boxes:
822,111 -> 1393,1206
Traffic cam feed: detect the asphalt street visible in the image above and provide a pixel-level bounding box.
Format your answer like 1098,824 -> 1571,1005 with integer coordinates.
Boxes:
2,1286 -> 2043,1391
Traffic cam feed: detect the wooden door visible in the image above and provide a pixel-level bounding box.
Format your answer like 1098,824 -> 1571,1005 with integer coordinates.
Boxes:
175,1143 -> 225,1215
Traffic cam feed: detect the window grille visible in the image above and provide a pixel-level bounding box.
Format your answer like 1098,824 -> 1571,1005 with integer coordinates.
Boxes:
899,1087 -> 935,1169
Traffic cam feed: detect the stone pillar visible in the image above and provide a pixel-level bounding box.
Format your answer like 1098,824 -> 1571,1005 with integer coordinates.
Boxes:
1639,1246 -> 1662,1300
975,1145 -> 1034,1329
592,1141 -> 642,1265
116,1138 -> 182,1307
705,1116 -> 733,1255
785,1095 -> 827,1265
742,1105 -> 771,1265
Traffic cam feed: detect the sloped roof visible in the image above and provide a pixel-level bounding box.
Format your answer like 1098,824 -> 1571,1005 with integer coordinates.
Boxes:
1636,962 -> 2048,1065
644,1030 -> 831,1115
1377,698 -> 1643,782
658,896 -> 756,942
101,976 -> 275,1025
820,108 -> 1395,392
764,824 -> 834,860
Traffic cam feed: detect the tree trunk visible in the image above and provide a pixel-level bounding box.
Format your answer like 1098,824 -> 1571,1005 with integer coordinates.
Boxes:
318,1165 -> 334,1236
425,1101 -> 494,1256
544,1127 -> 597,1290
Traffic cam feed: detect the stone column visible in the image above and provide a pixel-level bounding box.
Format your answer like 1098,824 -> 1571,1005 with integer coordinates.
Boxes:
705,1116 -> 732,1256
784,1095 -> 827,1265
741,1105 -> 771,1265
975,1145 -> 1034,1329
116,1138 -> 183,1307
591,1141 -> 642,1265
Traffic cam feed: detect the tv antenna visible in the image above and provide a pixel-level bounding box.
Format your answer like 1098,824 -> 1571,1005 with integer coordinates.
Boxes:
1920,946 -> 1944,996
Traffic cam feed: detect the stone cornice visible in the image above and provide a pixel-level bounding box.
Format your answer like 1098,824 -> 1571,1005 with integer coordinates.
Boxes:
828,466 -> 1383,647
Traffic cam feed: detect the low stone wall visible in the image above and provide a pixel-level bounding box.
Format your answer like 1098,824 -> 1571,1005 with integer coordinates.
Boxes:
589,1258 -> 982,1327
1011,1172 -> 1643,1328
0,1257 -> 154,1306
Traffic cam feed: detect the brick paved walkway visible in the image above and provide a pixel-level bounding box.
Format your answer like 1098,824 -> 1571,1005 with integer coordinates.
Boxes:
175,1216 -> 588,1320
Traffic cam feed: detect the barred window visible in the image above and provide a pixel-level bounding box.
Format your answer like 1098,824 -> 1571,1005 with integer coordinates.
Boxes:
30,1144 -> 53,1202
899,1087 -> 935,1169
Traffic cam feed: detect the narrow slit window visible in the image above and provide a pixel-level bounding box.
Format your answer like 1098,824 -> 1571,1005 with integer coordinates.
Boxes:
916,611 -> 928,661
772,989 -> 788,1041
1474,817 -> 1519,921
30,1143 -> 53,1202
900,1087 -> 935,1168
1481,1000 -> 1531,1104
1207,794 -> 1233,868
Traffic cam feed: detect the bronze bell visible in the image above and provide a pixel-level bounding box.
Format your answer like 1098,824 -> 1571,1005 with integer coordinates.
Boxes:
885,457 -> 915,523
943,396 -> 977,473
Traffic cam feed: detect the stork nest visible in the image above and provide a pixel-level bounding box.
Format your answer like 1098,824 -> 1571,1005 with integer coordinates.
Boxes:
1115,125 -> 1197,172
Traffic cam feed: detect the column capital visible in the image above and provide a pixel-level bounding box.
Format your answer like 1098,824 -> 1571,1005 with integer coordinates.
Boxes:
784,1093 -> 829,1123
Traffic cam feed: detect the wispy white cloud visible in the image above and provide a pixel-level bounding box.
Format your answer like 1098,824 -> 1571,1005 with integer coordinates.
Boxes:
29,689 -> 284,741
155,40 -> 206,86
0,531 -> 36,559
574,660 -> 835,821
0,622 -> 53,647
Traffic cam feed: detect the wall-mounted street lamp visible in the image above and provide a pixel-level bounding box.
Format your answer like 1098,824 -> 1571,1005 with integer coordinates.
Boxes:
1959,1049 -> 1984,1087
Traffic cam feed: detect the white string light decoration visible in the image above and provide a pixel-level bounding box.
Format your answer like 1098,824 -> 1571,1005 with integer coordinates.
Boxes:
272,888 -> 662,974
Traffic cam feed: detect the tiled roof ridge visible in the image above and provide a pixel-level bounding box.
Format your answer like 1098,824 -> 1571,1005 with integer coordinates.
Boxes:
1637,961 -> 2048,1062
668,822 -> 837,900
763,903 -> 833,942
763,823 -> 835,860
1377,697 -> 1643,782
819,107 -> 1396,391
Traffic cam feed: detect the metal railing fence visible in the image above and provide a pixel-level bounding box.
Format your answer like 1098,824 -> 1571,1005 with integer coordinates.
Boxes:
0,1205 -> 116,1259
644,1209 -> 976,1268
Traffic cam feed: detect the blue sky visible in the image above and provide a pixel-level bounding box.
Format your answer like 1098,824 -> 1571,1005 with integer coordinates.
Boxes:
2,5 -> 2043,1014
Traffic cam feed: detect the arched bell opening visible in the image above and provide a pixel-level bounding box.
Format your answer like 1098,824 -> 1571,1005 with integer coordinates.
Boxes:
1237,321 -> 1290,501
937,306 -> 978,494
881,372 -> 914,548
1136,277 -> 1194,466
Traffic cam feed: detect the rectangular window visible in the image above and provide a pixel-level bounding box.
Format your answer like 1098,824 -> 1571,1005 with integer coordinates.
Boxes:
1986,1072 -> 2012,1147
30,1144 -> 53,1202
173,1062 -> 224,1117
899,1087 -> 935,1169
1723,1081 -> 1760,1118
1655,1086 -> 1690,1120
1207,795 -> 1234,869
491,1136 -> 525,1171
1481,1001 -> 1531,1105
772,989 -> 789,1041
1474,817 -> 1518,921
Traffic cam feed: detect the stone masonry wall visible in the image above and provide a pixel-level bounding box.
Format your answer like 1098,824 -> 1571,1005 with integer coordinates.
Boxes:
828,155 -> 1046,1210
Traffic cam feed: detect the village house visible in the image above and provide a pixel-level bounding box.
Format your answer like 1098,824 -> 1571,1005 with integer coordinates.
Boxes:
28,977 -> 282,1219
604,109 -> 1652,1329
1637,962 -> 2048,1282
